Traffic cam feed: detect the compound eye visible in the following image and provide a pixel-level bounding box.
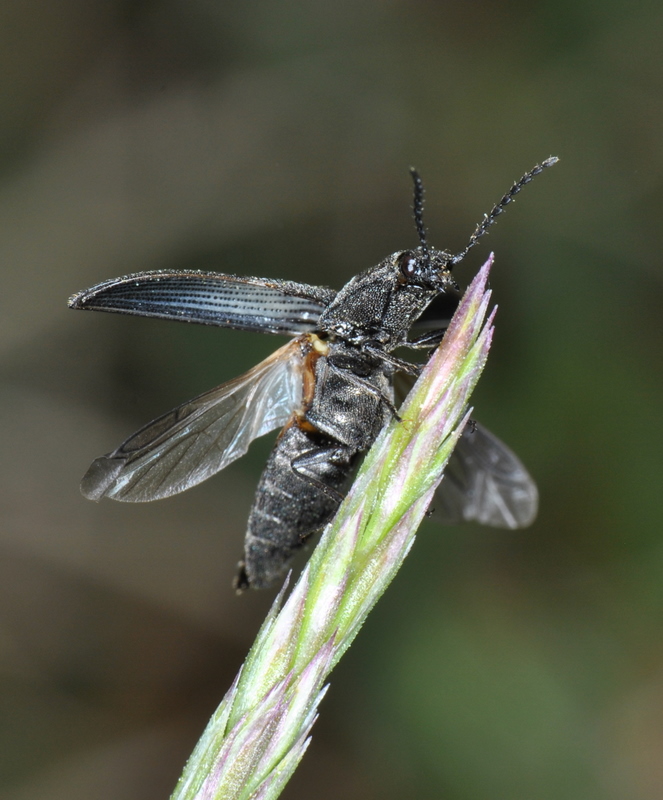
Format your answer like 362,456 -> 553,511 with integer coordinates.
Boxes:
397,250 -> 417,281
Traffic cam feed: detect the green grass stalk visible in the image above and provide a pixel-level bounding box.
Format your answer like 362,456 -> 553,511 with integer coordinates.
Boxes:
171,255 -> 496,800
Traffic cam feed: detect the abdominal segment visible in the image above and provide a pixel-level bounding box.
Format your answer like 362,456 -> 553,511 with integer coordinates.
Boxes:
237,423 -> 356,590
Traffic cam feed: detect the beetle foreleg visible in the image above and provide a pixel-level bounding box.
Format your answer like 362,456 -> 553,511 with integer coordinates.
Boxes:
360,344 -> 422,378
406,328 -> 448,350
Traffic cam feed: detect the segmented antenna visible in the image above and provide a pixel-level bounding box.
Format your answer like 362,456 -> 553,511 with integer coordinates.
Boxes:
450,156 -> 558,266
409,167 -> 429,261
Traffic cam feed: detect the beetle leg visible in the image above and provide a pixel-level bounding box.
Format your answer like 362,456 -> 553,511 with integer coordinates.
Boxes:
360,344 -> 422,378
326,360 -> 402,421
290,447 -> 347,505
406,328 -> 448,350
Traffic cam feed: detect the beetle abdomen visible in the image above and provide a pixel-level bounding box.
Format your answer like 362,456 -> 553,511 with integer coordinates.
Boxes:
238,424 -> 356,589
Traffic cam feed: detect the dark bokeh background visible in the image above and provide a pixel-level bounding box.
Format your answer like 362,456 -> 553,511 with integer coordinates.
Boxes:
1,2 -> 662,798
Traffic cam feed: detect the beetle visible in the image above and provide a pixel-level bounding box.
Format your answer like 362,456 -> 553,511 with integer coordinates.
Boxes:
69,157 -> 557,589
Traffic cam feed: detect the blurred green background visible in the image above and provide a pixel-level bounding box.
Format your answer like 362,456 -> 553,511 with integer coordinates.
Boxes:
1,1 -> 662,798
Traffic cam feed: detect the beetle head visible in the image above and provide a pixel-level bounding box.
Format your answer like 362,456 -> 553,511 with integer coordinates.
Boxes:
317,159 -> 558,348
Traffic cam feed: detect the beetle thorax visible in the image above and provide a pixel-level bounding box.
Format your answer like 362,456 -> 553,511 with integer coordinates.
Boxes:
316,250 -> 455,350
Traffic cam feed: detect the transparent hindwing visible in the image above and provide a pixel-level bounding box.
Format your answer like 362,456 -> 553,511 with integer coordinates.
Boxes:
394,372 -> 538,529
81,338 -> 306,502
435,421 -> 538,528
